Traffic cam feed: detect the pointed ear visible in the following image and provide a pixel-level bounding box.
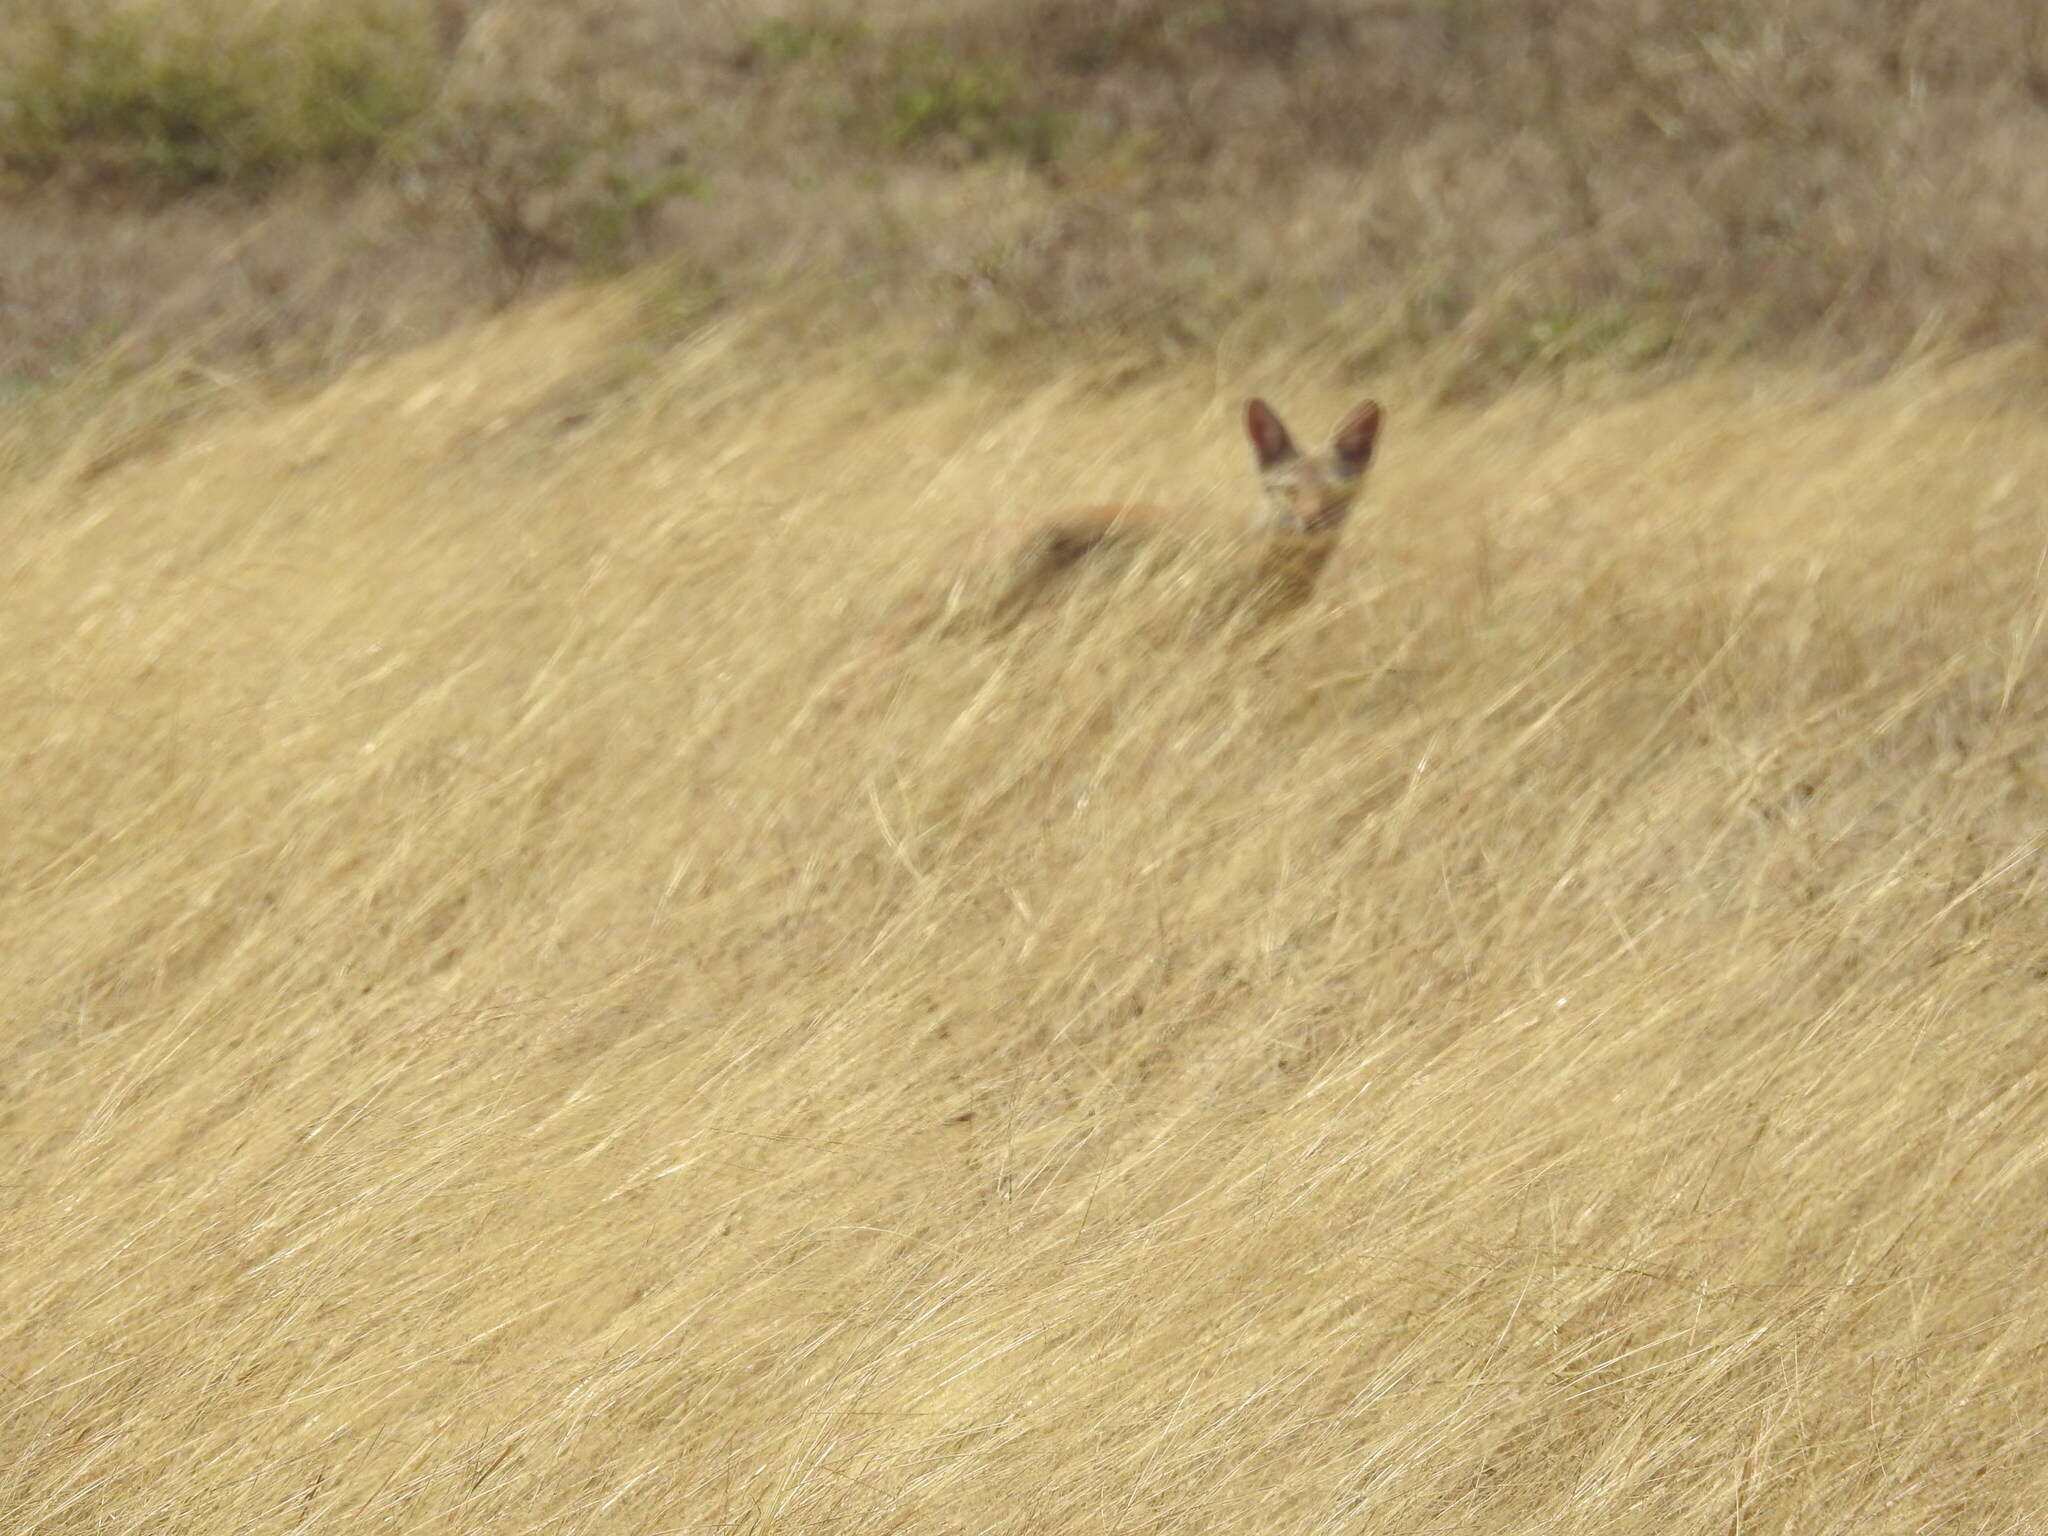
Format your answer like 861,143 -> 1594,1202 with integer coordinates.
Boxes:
1331,400 -> 1382,475
1244,398 -> 1298,469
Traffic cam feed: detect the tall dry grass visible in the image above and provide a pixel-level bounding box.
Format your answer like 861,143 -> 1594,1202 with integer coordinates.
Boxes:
4,289 -> 2048,1530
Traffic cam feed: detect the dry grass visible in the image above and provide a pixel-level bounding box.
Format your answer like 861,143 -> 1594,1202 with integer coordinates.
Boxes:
5,287 -> 2048,1531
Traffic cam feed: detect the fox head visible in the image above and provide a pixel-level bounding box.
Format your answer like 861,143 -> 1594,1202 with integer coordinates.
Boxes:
1244,397 -> 1383,538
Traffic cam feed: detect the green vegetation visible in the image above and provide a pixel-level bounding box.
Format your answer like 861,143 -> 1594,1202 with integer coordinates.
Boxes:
734,13 -> 869,70
879,45 -> 1065,167
0,3 -> 436,191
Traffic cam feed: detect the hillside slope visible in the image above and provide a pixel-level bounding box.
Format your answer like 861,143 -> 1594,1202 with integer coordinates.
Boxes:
5,297 -> 2048,1532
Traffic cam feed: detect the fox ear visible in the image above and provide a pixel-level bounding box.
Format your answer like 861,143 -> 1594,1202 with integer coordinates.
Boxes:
1331,400 -> 1382,475
1245,398 -> 1297,468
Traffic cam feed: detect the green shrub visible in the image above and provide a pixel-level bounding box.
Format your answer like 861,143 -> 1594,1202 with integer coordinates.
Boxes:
881,46 -> 1065,167
0,4 -> 437,192
735,14 -> 869,70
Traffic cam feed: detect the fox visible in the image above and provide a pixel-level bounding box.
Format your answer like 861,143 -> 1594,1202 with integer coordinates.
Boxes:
937,396 -> 1383,631
824,396 -> 1385,709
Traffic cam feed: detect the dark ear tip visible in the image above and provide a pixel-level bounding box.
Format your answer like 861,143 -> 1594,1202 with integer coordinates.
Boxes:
1333,399 -> 1383,466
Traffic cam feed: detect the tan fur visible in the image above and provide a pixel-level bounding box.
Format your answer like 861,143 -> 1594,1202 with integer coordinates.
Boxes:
839,396 -> 1384,701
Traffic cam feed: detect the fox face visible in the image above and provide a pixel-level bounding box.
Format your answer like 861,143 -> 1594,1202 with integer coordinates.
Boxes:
1245,397 -> 1383,538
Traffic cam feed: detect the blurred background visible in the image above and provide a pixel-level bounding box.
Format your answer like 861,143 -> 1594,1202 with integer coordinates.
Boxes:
4,0 -> 2045,387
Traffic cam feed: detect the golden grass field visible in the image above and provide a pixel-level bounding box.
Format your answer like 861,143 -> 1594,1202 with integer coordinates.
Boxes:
6,287 -> 2048,1531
